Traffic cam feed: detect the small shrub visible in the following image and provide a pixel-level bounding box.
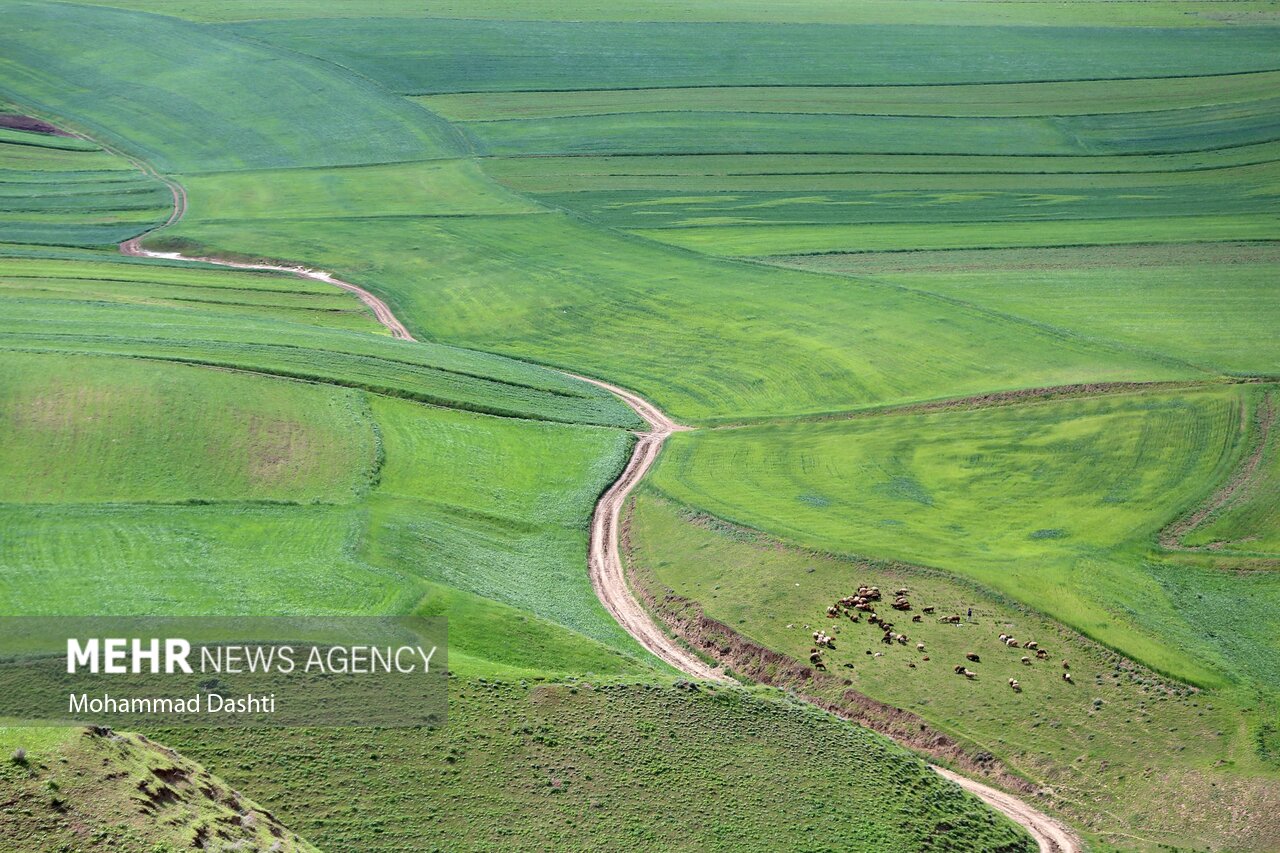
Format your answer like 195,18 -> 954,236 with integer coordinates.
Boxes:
10,748 -> 26,765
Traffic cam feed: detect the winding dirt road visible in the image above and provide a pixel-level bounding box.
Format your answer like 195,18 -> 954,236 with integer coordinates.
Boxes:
118,175 -> 1078,853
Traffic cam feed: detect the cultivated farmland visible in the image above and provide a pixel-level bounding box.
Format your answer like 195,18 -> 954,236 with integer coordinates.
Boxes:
0,0 -> 1275,850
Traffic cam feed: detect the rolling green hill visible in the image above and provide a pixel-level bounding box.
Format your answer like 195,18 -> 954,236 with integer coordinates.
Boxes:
0,0 -> 1275,849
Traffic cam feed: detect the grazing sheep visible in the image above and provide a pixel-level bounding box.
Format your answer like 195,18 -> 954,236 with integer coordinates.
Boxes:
907,662 -> 917,669
1063,671 -> 1074,684
809,650 -> 825,669
964,669 -> 977,680
999,633 -> 1009,643
826,605 -> 840,618
1021,656 -> 1031,666
896,633 -> 908,645
1062,660 -> 1070,670
848,613 -> 861,623
881,631 -> 894,645
922,606 -> 936,615
1036,649 -> 1049,660
939,615 -> 962,624
954,665 -> 967,674
965,652 -> 980,663
911,614 -> 922,623
916,642 -> 926,652
892,597 -> 911,611
1005,638 -> 1020,647
1008,678 -> 1022,693
922,655 -> 930,661
1025,641 -> 1039,650
894,588 -> 909,597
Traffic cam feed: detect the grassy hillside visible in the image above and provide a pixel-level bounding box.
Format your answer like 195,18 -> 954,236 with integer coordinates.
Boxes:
0,726 -> 317,852
56,0 -> 1280,26
648,386 -> 1253,683
227,19 -> 1280,93
159,682 -> 1034,852
626,494 -> 1280,851
0,351 -> 379,504
0,2 -> 465,173
0,120 -> 170,246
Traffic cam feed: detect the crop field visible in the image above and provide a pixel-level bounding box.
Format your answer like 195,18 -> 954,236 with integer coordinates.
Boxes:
159,212 -> 1204,423
0,351 -> 379,504
776,244 -> 1280,376
0,121 -> 170,246
0,0 -> 1276,850
227,19 -> 1280,94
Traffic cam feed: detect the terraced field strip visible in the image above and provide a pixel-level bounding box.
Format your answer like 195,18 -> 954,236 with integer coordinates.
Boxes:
122,236 -> 413,340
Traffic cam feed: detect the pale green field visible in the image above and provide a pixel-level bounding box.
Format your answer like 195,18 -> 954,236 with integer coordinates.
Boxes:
649,387 -> 1252,684
0,351 -> 378,503
60,0 -> 1280,26
773,244 -> 1280,376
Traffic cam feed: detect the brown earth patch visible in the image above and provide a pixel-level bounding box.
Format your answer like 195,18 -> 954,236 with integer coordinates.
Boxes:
10,384 -> 119,433
245,414 -> 312,485
0,114 -> 73,137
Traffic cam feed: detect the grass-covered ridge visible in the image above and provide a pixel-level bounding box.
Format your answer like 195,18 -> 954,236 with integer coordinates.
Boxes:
159,682 -> 1035,852
0,2 -> 465,173
0,725 -> 317,852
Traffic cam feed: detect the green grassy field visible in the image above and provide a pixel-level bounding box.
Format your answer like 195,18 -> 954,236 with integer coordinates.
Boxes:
0,0 -> 1276,849
227,19 -> 1280,94
157,682 -> 1034,852
1178,391 -> 1280,554
774,244 -> 1280,377
648,386 -> 1260,684
424,71 -> 1280,120
0,351 -> 379,504
0,3 -> 465,173
0,120 -> 170,246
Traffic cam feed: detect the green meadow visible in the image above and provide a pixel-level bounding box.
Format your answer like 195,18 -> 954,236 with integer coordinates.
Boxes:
157,682 -> 1033,852
0,0 -> 1276,849
649,387 -> 1258,685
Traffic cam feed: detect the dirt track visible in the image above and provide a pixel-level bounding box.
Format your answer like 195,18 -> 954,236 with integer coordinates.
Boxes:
563,373 -> 724,680
118,180 -> 1078,853
933,767 -> 1078,853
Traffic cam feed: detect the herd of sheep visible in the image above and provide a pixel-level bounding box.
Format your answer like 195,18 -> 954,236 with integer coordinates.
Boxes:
808,584 -> 1077,693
